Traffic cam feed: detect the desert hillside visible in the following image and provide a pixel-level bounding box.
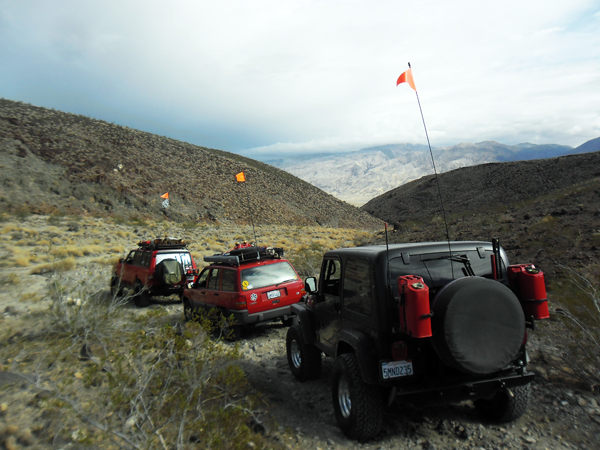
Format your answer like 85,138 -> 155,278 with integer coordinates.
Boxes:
0,99 -> 381,229
362,151 -> 600,294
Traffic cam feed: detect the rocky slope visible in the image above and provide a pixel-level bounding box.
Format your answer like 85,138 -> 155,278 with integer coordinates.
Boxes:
0,99 -> 381,229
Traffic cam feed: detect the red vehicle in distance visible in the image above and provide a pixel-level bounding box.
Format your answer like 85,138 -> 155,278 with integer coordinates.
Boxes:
181,243 -> 305,338
111,237 -> 199,307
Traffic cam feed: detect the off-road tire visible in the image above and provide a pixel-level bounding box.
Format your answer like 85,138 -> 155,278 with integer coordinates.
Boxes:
110,277 -> 123,297
332,353 -> 383,441
133,281 -> 151,308
474,383 -> 531,422
286,325 -> 321,381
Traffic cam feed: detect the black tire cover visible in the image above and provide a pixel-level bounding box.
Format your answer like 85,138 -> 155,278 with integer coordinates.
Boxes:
430,277 -> 525,375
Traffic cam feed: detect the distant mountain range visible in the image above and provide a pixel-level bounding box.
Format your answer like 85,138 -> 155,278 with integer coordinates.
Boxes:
270,138 -> 600,205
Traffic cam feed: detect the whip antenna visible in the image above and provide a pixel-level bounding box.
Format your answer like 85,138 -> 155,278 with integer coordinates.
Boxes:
235,171 -> 258,244
397,63 -> 453,272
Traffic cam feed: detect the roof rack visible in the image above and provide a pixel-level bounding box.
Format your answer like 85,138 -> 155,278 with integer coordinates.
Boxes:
204,246 -> 284,266
137,237 -> 188,251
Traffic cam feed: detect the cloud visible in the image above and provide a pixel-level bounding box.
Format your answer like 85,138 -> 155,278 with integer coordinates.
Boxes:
1,0 -> 599,158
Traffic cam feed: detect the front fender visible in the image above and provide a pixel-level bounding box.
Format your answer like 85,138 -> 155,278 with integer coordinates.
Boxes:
336,329 -> 378,384
290,303 -> 317,344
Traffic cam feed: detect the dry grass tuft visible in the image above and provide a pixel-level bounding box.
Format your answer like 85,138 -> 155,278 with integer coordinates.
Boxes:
0,273 -> 20,286
30,257 -> 76,274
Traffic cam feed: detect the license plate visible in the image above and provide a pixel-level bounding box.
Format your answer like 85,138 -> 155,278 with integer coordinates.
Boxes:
381,360 -> 413,379
267,290 -> 281,300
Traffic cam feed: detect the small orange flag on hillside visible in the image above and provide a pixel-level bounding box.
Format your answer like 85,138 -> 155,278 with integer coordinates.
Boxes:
160,192 -> 169,199
396,68 -> 417,91
235,172 -> 246,182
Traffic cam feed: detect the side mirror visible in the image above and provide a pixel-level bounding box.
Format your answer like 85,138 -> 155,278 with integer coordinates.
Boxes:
118,258 -> 124,263
305,277 -> 317,294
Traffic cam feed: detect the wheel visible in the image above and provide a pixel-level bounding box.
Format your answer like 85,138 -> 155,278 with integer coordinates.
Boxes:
286,325 -> 321,381
474,383 -> 531,422
110,276 -> 123,297
332,353 -> 383,441
182,297 -> 194,322
133,281 -> 151,308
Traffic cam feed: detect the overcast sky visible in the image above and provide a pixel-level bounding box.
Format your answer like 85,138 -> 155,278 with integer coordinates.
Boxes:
1,0 -> 599,160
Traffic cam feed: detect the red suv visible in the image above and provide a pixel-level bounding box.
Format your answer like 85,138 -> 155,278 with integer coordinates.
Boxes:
111,238 -> 199,307
181,244 -> 305,337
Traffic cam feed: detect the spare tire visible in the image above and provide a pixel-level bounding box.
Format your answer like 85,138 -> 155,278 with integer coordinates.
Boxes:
155,259 -> 184,285
430,277 -> 525,375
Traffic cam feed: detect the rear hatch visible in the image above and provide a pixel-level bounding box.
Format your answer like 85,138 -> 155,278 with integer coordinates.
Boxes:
241,260 -> 304,314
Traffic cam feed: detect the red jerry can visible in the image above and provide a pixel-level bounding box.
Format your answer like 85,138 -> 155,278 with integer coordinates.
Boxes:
397,275 -> 432,338
507,264 -> 550,320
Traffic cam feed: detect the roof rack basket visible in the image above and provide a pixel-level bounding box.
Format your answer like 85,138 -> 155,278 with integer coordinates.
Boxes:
137,237 -> 188,251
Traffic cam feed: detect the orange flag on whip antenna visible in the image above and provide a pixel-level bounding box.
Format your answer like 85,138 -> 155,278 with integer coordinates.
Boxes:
160,192 -> 169,199
235,172 -> 246,182
396,68 -> 417,91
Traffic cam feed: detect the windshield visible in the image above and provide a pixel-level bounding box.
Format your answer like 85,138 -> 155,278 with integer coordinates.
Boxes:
155,252 -> 193,270
241,261 -> 298,291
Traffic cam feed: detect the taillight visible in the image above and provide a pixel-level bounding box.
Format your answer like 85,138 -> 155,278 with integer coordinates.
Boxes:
522,330 -> 528,345
235,294 -> 247,310
391,341 -> 408,361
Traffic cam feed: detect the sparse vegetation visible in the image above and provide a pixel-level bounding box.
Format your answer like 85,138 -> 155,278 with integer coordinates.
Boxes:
2,270 -> 275,449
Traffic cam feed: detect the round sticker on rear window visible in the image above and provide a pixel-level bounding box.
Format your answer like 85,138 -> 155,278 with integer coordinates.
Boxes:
250,293 -> 258,301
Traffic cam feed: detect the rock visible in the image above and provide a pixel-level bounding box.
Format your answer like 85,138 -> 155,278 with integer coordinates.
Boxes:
533,366 -> 548,381
1,425 -> 18,437
17,429 -> 34,445
3,436 -> 18,450
578,397 -> 587,407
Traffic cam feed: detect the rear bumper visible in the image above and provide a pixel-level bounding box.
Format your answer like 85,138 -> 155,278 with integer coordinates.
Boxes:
389,370 -> 534,405
225,305 -> 294,326
149,284 -> 185,297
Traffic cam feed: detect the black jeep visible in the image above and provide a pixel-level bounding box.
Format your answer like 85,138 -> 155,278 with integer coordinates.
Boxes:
286,239 -> 549,441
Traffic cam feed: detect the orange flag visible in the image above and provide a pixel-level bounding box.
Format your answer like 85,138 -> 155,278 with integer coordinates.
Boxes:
235,172 -> 246,182
160,192 -> 169,199
396,68 -> 417,91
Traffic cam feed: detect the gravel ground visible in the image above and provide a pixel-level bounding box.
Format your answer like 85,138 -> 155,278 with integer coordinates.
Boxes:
228,319 -> 600,450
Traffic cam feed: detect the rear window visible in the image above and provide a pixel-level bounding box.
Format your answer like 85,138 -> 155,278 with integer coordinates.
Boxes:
155,252 -> 193,270
389,250 -> 496,298
241,261 -> 298,291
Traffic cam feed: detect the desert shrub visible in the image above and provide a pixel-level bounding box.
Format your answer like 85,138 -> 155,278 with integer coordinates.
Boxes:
288,245 -> 325,278
47,212 -> 64,225
548,265 -> 600,389
128,215 -> 148,227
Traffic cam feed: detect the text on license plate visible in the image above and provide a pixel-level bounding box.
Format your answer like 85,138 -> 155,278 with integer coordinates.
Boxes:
381,360 -> 413,379
267,290 -> 281,300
